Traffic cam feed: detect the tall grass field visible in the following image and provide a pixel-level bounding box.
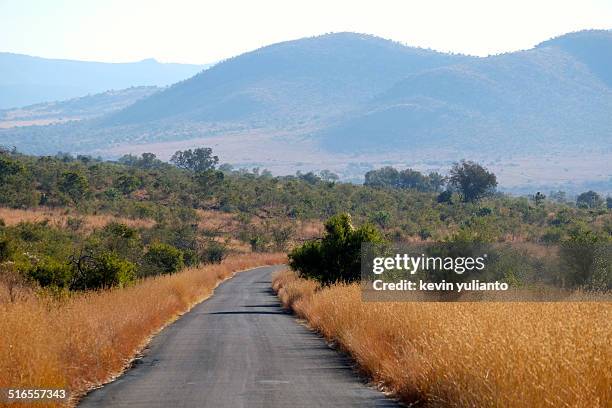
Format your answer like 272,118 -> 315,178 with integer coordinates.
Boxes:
273,270 -> 611,407
0,254 -> 285,407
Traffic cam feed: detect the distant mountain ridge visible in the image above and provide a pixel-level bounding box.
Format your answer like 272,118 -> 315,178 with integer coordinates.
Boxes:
0,53 -> 209,108
0,86 -> 159,129
105,33 -> 472,126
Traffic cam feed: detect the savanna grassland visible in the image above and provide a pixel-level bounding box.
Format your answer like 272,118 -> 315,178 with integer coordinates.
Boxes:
0,147 -> 610,407
273,270 -> 611,408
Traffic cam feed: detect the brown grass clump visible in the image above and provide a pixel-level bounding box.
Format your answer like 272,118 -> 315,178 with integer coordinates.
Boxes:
0,207 -> 155,232
273,270 -> 612,408
0,253 -> 285,407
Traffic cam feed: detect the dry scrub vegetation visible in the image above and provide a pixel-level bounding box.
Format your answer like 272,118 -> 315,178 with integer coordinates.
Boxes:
0,253 -> 285,407
0,207 -> 155,231
273,270 -> 612,408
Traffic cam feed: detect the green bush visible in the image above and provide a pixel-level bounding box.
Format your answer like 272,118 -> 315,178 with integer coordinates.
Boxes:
58,170 -> 89,203
70,252 -> 136,290
200,240 -> 229,264
28,259 -> 73,288
142,243 -> 184,275
560,229 -> 611,289
289,213 -> 385,284
182,248 -> 200,267
0,239 -> 13,262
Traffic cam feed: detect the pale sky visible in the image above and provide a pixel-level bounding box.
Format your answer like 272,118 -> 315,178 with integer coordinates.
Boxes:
1,0 -> 611,64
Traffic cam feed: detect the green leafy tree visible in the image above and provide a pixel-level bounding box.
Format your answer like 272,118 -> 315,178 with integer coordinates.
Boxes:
171,148 -> 218,173
364,167 -> 400,188
319,170 -> 339,182
114,174 -> 140,194
534,192 -> 546,205
449,160 -> 497,202
576,191 -> 603,209
58,171 -> 89,203
289,213 -> 385,284
0,154 -> 23,184
428,172 -> 446,192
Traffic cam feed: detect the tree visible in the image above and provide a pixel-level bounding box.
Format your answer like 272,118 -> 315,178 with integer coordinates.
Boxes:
428,172 -> 446,192
114,174 -> 140,194
576,191 -> 603,209
297,171 -> 321,184
171,148 -> 218,173
364,167 -> 400,188
0,154 -> 23,184
399,168 -> 428,190
58,171 -> 89,203
289,213 -> 385,284
449,161 -> 497,202
534,192 -> 546,206
194,169 -> 224,197
319,170 -> 339,182
365,167 -> 444,192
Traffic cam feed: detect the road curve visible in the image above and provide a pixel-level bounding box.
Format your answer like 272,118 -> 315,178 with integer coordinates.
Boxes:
79,265 -> 399,407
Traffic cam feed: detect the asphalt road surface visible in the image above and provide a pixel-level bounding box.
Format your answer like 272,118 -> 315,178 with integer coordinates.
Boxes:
79,265 -> 399,408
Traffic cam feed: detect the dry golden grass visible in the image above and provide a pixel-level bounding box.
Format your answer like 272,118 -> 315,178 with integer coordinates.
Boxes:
0,207 -> 155,232
0,253 -> 285,407
273,270 -> 612,408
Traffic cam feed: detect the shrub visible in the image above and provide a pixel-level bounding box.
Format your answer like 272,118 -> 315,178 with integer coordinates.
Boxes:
28,259 -> 73,288
0,239 -> 13,262
142,243 -> 184,276
58,171 -> 89,203
200,241 -> 229,264
66,217 -> 85,231
182,248 -> 200,267
560,229 -> 611,290
70,252 -> 136,290
289,213 -> 385,284
249,236 -> 268,252
437,189 -> 454,204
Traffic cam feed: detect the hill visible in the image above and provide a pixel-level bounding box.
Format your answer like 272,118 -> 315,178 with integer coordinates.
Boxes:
0,30 -> 610,192
0,53 -> 208,108
0,86 -> 159,128
105,33 -> 470,126
320,34 -> 612,153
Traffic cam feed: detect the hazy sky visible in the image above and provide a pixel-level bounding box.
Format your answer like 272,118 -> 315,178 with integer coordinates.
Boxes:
1,0 -> 611,64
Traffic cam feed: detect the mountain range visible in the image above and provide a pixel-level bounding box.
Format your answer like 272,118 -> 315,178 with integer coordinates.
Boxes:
0,53 -> 207,108
0,30 -> 610,191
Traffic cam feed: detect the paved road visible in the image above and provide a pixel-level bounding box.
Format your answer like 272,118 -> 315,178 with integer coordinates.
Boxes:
80,265 -> 399,408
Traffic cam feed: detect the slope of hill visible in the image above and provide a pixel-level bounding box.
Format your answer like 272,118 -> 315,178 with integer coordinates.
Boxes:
0,53 -> 208,108
105,33 -> 471,126
320,38 -> 612,153
536,29 -> 612,87
0,86 -> 159,128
